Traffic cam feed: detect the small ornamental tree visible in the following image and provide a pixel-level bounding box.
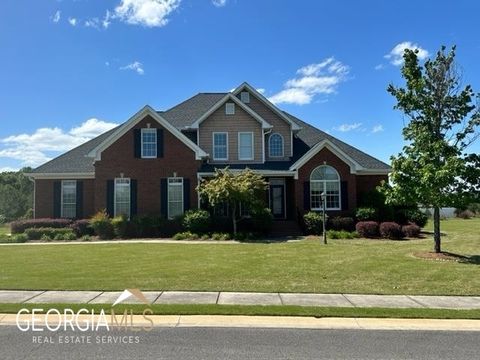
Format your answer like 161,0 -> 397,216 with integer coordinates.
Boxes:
384,46 -> 480,253
197,168 -> 268,235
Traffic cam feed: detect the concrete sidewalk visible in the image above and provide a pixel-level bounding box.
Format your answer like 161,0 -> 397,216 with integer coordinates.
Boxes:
0,290 -> 479,309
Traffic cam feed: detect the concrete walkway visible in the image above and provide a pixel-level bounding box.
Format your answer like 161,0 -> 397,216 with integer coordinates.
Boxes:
1,290 -> 479,309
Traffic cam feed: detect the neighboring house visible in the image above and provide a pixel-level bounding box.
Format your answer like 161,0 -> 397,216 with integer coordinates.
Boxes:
28,82 -> 390,232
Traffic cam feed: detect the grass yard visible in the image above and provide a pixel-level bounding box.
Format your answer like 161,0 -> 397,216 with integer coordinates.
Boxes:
0,218 -> 478,295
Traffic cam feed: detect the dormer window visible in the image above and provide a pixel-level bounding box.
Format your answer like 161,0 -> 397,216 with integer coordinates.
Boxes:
240,91 -> 250,103
225,103 -> 235,115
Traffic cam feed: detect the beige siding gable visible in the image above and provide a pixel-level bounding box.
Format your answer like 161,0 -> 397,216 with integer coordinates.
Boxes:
198,105 -> 263,163
237,92 -> 292,160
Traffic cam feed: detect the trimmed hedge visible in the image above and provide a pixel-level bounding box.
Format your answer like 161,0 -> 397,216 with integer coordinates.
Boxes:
182,210 -> 211,235
11,218 -> 73,234
402,224 -> 421,238
70,220 -> 94,237
355,221 -> 379,238
25,227 -> 76,240
328,216 -> 355,232
90,210 -> 114,240
379,222 -> 404,240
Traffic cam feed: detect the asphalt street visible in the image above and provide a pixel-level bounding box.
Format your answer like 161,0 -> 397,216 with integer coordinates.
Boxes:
0,326 -> 478,360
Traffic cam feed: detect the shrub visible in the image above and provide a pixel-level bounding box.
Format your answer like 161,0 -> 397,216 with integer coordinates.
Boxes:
201,234 -> 210,240
250,207 -> 273,235
11,218 -> 73,234
64,232 -> 77,241
25,227 -> 75,240
211,232 -> 231,241
112,215 -> 129,238
355,207 -> 378,221
233,232 -> 257,242
328,216 -> 355,232
467,203 -> 480,215
355,221 -> 379,238
173,231 -> 198,240
40,234 -> 51,241
70,220 -> 93,237
182,210 -> 211,235
327,230 -> 359,239
21,208 -> 34,220
12,233 -> 28,243
404,209 -> 428,227
90,210 -> 114,240
379,222 -> 404,240
303,211 -> 323,235
81,235 -> 92,242
0,214 -> 6,225
457,210 -> 474,219
402,224 -> 421,238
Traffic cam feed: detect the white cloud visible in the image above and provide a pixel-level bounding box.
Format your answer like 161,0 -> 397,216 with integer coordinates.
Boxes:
0,167 -> 18,173
120,61 -> 145,75
374,64 -> 385,71
85,18 -> 101,29
212,0 -> 227,7
269,57 -> 350,105
334,123 -> 362,132
256,88 -> 266,94
0,119 -> 118,167
52,10 -> 61,23
114,0 -> 181,27
372,124 -> 384,133
68,17 -> 77,26
385,41 -> 429,66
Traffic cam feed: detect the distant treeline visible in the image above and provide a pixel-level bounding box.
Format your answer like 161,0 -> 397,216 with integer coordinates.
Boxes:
0,168 -> 33,222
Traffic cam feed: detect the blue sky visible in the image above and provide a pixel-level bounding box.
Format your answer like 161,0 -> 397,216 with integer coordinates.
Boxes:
1,0 -> 479,171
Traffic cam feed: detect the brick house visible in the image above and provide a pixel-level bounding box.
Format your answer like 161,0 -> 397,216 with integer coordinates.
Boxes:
29,82 -> 390,233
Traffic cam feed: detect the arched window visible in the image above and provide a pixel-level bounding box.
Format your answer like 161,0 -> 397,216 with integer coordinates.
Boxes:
269,133 -> 284,157
310,165 -> 341,210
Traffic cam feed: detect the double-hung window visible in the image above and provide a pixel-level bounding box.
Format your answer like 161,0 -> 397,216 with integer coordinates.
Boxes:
141,128 -> 157,158
238,132 -> 253,160
168,178 -> 184,219
269,133 -> 284,157
61,180 -> 77,218
114,178 -> 131,218
213,132 -> 228,160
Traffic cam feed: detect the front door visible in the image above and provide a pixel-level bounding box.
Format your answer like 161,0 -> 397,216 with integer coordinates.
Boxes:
269,184 -> 285,219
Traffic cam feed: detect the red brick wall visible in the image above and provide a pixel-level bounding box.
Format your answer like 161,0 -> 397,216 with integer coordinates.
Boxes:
94,115 -> 201,214
295,148 -> 357,216
356,174 -> 388,200
34,179 -> 95,219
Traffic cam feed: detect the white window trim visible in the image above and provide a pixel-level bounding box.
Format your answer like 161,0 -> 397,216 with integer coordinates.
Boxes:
225,103 -> 235,115
212,132 -> 228,161
238,132 -> 254,161
310,166 -> 342,211
114,178 -> 131,218
168,177 -> 184,219
240,91 -> 250,103
141,128 -> 157,159
268,133 -> 284,158
61,180 -> 77,218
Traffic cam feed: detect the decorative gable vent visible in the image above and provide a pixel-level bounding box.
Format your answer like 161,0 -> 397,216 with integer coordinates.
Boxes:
240,91 -> 250,103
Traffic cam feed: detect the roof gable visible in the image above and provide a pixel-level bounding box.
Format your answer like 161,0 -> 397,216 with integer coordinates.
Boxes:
87,106 -> 208,161
232,82 -> 302,131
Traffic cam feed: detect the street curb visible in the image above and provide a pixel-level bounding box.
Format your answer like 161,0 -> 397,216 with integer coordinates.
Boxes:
1,314 -> 479,331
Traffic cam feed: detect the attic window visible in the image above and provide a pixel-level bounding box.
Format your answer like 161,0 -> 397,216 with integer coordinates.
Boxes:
225,103 -> 235,115
240,91 -> 250,103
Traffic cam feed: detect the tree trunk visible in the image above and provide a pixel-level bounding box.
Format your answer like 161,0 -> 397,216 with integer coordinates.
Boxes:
433,206 -> 441,253
232,205 -> 237,235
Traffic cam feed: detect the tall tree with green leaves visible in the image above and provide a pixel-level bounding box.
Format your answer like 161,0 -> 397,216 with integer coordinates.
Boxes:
384,46 -> 480,253
197,168 -> 268,235
0,167 -> 34,221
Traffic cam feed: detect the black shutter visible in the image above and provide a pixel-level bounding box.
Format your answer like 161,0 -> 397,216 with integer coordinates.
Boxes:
183,178 -> 190,211
53,181 -> 61,218
106,180 -> 114,217
341,181 -> 349,211
134,129 -> 141,158
76,181 -> 84,219
303,181 -> 310,211
157,128 -> 164,158
160,178 -> 168,218
130,179 -> 138,217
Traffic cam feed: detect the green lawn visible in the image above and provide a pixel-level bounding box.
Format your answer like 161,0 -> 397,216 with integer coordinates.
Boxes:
0,218 -> 478,295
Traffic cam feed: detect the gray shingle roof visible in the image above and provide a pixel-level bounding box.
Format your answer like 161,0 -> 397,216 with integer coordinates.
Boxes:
31,92 -> 389,174
30,127 -> 119,174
